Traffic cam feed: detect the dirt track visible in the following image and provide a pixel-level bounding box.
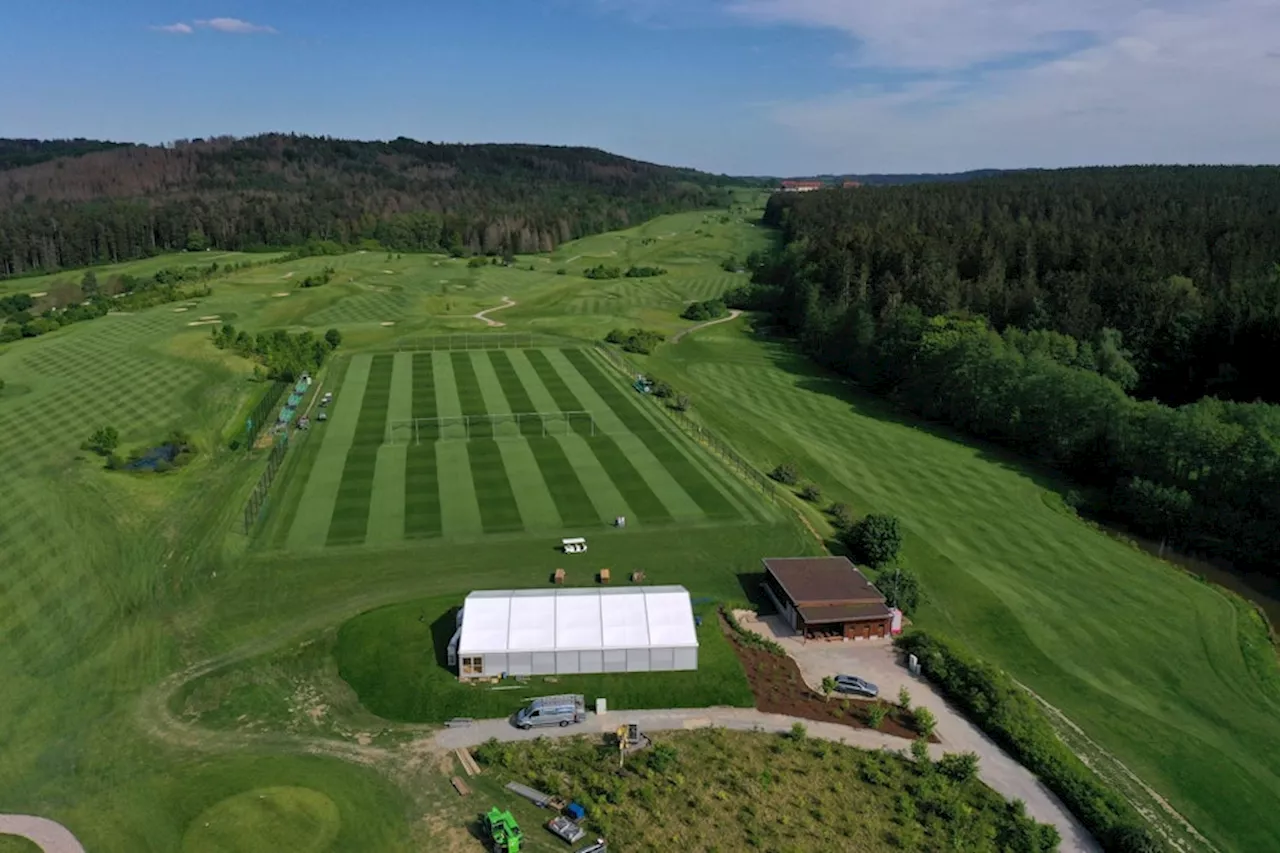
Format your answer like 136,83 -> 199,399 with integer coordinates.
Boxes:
473,297 -> 517,327
671,308 -> 742,342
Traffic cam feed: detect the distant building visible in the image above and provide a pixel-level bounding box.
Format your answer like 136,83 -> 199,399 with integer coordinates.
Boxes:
780,180 -> 824,193
761,556 -> 893,640
842,180 -> 863,189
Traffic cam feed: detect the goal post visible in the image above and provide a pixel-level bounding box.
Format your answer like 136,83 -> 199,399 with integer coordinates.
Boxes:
383,411 -> 594,443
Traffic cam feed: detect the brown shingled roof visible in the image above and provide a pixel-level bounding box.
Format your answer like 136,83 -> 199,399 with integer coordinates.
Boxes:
763,557 -> 887,607
798,602 -> 893,624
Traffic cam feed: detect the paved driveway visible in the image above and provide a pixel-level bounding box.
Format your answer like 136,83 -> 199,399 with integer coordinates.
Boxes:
735,612 -> 1100,853
0,815 -> 86,853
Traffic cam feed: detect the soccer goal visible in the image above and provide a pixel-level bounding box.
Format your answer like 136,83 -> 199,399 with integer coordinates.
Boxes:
384,411 -> 595,444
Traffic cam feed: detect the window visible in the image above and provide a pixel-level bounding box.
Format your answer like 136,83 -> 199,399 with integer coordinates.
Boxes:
462,656 -> 484,675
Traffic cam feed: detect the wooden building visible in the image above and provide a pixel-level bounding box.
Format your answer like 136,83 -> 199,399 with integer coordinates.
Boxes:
761,556 -> 893,640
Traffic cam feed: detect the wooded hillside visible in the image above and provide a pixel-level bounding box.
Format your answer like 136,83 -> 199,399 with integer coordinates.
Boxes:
764,167 -> 1280,404
0,134 -> 737,275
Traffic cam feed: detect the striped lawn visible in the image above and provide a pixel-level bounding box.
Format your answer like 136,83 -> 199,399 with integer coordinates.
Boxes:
288,348 -> 752,548
562,349 -> 741,520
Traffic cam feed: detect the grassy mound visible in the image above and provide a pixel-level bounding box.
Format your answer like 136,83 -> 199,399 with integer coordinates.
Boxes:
182,786 -> 339,853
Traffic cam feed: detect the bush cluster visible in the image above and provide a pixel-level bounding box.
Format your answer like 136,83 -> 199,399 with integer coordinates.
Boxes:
681,298 -> 728,322
896,631 -> 1164,853
604,327 -> 663,354
624,265 -> 667,278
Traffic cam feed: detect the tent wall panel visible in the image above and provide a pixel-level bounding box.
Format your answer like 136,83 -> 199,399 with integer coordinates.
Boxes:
508,652 -> 533,676
673,647 -> 698,671
532,652 -> 556,674
649,648 -> 674,671
578,650 -> 603,673
626,648 -> 650,672
603,649 -> 627,673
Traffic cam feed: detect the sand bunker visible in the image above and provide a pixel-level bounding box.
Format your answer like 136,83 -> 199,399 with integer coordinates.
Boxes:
380,321 -> 396,326
187,319 -> 221,326
29,291 -> 47,298
172,307 -> 189,313
383,269 -> 394,274
272,292 -> 290,298
283,272 -> 295,279
199,315 -> 220,321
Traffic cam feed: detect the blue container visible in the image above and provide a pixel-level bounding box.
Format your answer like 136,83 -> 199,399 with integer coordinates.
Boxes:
567,803 -> 585,821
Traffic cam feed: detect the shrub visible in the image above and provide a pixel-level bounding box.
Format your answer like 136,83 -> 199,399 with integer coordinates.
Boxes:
583,263 -> 623,280
909,738 -> 931,766
671,394 -> 691,412
625,265 -> 667,278
800,483 -> 823,502
896,631 -> 1158,851
722,607 -> 785,655
937,752 -> 979,784
865,702 -> 889,729
827,502 -> 855,530
871,564 -> 922,615
467,256 -> 488,268
681,298 -> 728,322
84,425 -> 120,456
843,513 -> 903,568
787,722 -> 807,742
603,328 -> 663,354
556,267 -> 567,275
651,379 -> 673,398
897,686 -> 912,710
821,676 -> 836,697
769,461 -> 799,485
913,706 -> 937,739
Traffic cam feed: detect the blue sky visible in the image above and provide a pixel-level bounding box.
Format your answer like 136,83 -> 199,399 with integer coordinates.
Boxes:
2,0 -> 1277,174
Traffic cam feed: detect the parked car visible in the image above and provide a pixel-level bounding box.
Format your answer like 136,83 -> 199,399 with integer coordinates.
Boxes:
515,694 -> 586,730
833,674 -> 879,698
317,412 -> 328,422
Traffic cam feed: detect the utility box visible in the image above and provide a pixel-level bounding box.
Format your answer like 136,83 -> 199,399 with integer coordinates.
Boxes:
596,698 -> 607,715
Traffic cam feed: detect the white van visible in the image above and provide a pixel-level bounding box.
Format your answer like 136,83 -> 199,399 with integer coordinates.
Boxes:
514,694 -> 586,729
561,537 -> 587,554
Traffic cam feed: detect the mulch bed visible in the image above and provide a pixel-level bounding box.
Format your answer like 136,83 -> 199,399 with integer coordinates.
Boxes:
722,615 -> 926,742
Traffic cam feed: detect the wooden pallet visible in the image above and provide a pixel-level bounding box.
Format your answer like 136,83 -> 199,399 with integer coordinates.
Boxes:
451,776 -> 471,796
456,747 -> 482,777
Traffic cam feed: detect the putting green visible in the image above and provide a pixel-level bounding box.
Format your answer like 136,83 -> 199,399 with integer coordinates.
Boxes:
181,786 -> 339,853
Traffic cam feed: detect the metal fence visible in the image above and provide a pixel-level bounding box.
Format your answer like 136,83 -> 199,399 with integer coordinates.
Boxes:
242,432 -> 290,534
593,345 -> 778,502
243,380 -> 288,449
391,332 -> 565,352
385,410 -> 595,443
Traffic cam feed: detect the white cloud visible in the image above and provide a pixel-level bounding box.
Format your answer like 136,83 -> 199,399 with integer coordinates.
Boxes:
731,0 -> 1280,170
195,17 -> 277,34
150,23 -> 194,35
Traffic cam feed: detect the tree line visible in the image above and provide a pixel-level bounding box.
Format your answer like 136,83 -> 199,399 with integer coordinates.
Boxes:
0,134 -> 742,276
748,167 -> 1280,583
764,166 -> 1280,404
210,325 -> 342,382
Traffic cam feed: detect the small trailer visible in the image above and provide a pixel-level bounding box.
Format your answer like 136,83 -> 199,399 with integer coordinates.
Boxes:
561,537 -> 587,554
547,816 -> 587,845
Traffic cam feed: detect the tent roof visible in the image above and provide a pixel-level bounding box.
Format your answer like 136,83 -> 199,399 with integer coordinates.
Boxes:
458,586 -> 699,655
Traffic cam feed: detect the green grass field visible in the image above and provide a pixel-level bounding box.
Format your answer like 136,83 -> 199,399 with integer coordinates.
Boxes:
0,187 -> 1275,852
272,346 -> 760,550
644,326 -> 1280,853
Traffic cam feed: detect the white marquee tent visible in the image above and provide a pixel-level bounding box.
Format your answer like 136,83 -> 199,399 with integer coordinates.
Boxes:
452,586 -> 699,679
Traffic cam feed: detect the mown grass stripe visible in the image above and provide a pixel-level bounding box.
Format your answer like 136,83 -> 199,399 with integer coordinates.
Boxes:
436,442 -> 484,536
286,354 -> 371,550
487,351 -> 544,437
411,352 -> 439,440
450,351 -> 491,437
526,437 -> 603,527
496,440 -> 562,530
404,443 -> 443,539
468,441 -> 524,533
326,354 -> 395,545
562,349 -> 740,520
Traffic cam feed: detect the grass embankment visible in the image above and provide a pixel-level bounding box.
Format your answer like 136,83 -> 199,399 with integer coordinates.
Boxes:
646,326 -> 1280,853
470,729 -> 1061,852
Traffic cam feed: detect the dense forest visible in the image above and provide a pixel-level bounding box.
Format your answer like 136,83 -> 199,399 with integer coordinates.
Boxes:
0,138 -> 131,172
0,134 -> 739,275
745,167 -> 1280,580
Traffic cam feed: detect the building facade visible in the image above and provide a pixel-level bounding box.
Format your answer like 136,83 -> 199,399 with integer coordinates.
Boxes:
761,556 -> 894,639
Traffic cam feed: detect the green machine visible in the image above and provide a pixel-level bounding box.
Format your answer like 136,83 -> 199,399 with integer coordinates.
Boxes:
484,806 -> 523,853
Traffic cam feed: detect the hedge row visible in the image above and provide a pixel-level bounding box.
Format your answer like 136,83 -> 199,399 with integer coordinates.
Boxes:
895,631 -> 1164,853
